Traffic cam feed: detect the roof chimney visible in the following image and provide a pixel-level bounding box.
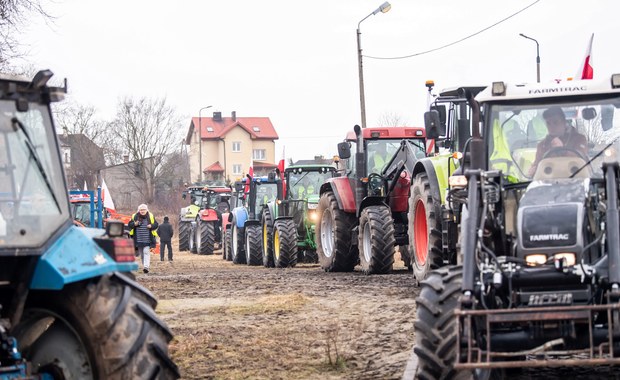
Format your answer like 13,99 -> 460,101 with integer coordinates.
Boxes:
231,111 -> 236,121
213,111 -> 222,121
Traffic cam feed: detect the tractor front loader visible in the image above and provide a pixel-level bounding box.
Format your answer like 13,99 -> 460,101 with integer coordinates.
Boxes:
414,74 -> 620,379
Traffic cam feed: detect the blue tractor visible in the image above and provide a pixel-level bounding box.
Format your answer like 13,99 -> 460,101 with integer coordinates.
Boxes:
228,171 -> 297,267
0,70 -> 179,379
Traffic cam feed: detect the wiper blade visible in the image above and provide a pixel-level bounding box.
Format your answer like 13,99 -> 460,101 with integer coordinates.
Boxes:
292,172 -> 309,188
12,117 -> 61,213
570,138 -> 618,179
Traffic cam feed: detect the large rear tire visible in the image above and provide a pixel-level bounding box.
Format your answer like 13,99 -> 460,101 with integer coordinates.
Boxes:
197,220 -> 215,255
358,205 -> 395,274
410,172 -> 443,282
274,218 -> 298,268
262,209 -> 275,268
245,224 -> 262,266
231,222 -> 246,264
14,272 -> 180,379
178,221 -> 190,251
316,191 -> 357,272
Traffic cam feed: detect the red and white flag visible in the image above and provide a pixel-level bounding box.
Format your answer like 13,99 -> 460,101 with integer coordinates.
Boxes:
577,33 -> 594,80
277,146 -> 285,175
101,178 -> 116,212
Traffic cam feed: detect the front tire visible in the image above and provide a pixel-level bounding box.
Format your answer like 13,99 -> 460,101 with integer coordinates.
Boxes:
231,222 -> 246,264
273,218 -> 297,268
316,191 -> 357,272
178,221 -> 190,251
14,272 -> 180,379
197,221 -> 215,255
410,172 -> 443,282
358,205 -> 395,274
225,228 -> 233,261
245,224 -> 262,266
262,209 -> 275,268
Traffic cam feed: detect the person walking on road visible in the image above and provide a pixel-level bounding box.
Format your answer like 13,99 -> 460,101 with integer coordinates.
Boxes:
128,204 -> 159,273
158,216 -> 174,261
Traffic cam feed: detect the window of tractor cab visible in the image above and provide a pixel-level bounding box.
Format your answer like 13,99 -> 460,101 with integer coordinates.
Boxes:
0,102 -> 70,248
486,98 -> 620,183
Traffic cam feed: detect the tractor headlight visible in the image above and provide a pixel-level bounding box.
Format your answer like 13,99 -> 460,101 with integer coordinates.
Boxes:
106,220 -> 125,237
308,203 -> 318,210
308,210 -> 318,222
448,175 -> 467,188
525,254 -> 547,266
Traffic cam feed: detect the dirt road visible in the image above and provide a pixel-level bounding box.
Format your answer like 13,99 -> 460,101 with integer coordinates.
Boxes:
137,247 -> 418,380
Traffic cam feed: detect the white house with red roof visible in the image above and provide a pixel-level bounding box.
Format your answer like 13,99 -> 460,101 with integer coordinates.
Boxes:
185,111 -> 279,183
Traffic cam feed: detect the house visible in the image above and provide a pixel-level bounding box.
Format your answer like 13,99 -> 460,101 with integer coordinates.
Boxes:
185,111 -> 279,184
57,131 -> 105,190
100,156 -> 155,210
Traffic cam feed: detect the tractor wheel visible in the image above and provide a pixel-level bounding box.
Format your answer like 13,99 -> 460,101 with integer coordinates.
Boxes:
245,224 -> 262,266
231,222 -> 246,264
261,209 -> 275,268
197,221 -> 215,255
189,222 -> 197,254
316,191 -> 357,272
225,228 -> 233,261
273,219 -> 297,268
358,205 -> 395,274
222,228 -> 227,259
178,221 -> 190,251
409,172 -> 443,282
13,272 -> 179,379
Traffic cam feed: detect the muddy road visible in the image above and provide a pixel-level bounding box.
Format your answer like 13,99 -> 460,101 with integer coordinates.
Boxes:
137,246 -> 418,379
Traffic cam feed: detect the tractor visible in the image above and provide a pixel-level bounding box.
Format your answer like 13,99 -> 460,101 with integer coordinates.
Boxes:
0,70 -> 178,378
414,74 -> 620,378
69,188 -> 105,228
222,181 -> 244,261
228,171 -> 297,267
316,126 -> 427,274
179,185 -> 205,252
407,83 -> 486,281
283,164 -> 336,263
194,186 -> 231,255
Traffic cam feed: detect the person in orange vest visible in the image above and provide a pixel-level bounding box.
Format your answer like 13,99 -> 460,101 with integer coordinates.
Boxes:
128,204 -> 159,273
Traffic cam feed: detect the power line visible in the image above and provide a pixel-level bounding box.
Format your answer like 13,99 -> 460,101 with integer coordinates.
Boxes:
365,0 -> 541,60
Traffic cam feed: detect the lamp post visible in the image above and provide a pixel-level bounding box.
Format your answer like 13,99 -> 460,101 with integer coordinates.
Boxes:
198,105 -> 212,183
357,1 -> 391,129
519,33 -> 540,83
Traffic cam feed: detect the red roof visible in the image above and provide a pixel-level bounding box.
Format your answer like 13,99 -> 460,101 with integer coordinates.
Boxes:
204,161 -> 224,172
252,162 -> 277,169
190,115 -> 278,141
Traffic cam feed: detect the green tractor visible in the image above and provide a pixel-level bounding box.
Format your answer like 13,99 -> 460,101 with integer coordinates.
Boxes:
284,164 -> 336,263
407,83 -> 485,281
178,185 -> 205,253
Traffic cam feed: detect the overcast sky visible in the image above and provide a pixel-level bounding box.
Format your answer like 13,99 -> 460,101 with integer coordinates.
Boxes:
19,0 -> 620,163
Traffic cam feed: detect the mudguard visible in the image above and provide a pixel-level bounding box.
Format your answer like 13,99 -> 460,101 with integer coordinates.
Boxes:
231,207 -> 249,229
320,177 -> 356,213
413,155 -> 456,206
30,226 -> 138,290
199,208 -> 219,222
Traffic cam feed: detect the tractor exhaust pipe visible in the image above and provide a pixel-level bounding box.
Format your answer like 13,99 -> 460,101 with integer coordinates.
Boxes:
354,125 -> 366,211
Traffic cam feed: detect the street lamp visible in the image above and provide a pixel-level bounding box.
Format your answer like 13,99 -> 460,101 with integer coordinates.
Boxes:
519,33 -> 540,83
198,105 -> 212,183
357,1 -> 391,129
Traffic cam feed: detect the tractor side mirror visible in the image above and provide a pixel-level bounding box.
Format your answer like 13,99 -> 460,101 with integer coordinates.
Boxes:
582,107 -> 597,121
337,142 -> 351,159
602,105 -> 615,131
424,109 -> 446,139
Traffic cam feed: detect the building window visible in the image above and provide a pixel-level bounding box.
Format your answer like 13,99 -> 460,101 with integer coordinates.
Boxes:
252,149 -> 266,161
233,164 -> 242,175
232,141 -> 241,152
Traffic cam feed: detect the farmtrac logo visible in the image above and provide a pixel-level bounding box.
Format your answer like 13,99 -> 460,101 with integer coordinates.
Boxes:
528,86 -> 586,94
529,233 -> 570,242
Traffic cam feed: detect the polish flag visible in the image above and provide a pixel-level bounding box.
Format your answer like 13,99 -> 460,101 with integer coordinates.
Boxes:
577,33 -> 594,80
244,158 -> 253,194
101,178 -> 116,212
277,146 -> 285,175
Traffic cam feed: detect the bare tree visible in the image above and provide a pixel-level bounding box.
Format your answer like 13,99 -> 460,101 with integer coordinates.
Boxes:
111,96 -> 184,203
376,111 -> 408,127
0,1 -> 52,70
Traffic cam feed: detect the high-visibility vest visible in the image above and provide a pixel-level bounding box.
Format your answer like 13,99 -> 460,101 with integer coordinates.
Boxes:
129,212 -> 159,238
490,120 -> 522,183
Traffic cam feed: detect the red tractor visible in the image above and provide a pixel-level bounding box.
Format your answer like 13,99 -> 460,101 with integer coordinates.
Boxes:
316,125 -> 427,274
194,186 -> 232,255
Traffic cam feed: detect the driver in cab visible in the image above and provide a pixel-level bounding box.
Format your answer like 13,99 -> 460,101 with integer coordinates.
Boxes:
527,106 -> 588,177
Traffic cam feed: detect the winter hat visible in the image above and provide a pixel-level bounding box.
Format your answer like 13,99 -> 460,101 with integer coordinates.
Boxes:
164,216 -> 169,222
138,204 -> 148,211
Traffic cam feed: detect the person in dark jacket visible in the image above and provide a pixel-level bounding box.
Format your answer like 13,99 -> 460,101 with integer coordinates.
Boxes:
157,216 -> 174,261
128,204 -> 159,273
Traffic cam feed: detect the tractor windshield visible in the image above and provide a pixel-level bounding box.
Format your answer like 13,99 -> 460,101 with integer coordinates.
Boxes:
256,183 -> 277,205
288,168 -> 334,200
0,101 -> 70,247
487,97 -> 620,183
367,139 -> 425,174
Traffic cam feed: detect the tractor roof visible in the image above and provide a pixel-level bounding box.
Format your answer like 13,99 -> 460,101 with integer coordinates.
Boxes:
285,164 -> 335,172
345,126 -> 425,141
475,74 -> 620,103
